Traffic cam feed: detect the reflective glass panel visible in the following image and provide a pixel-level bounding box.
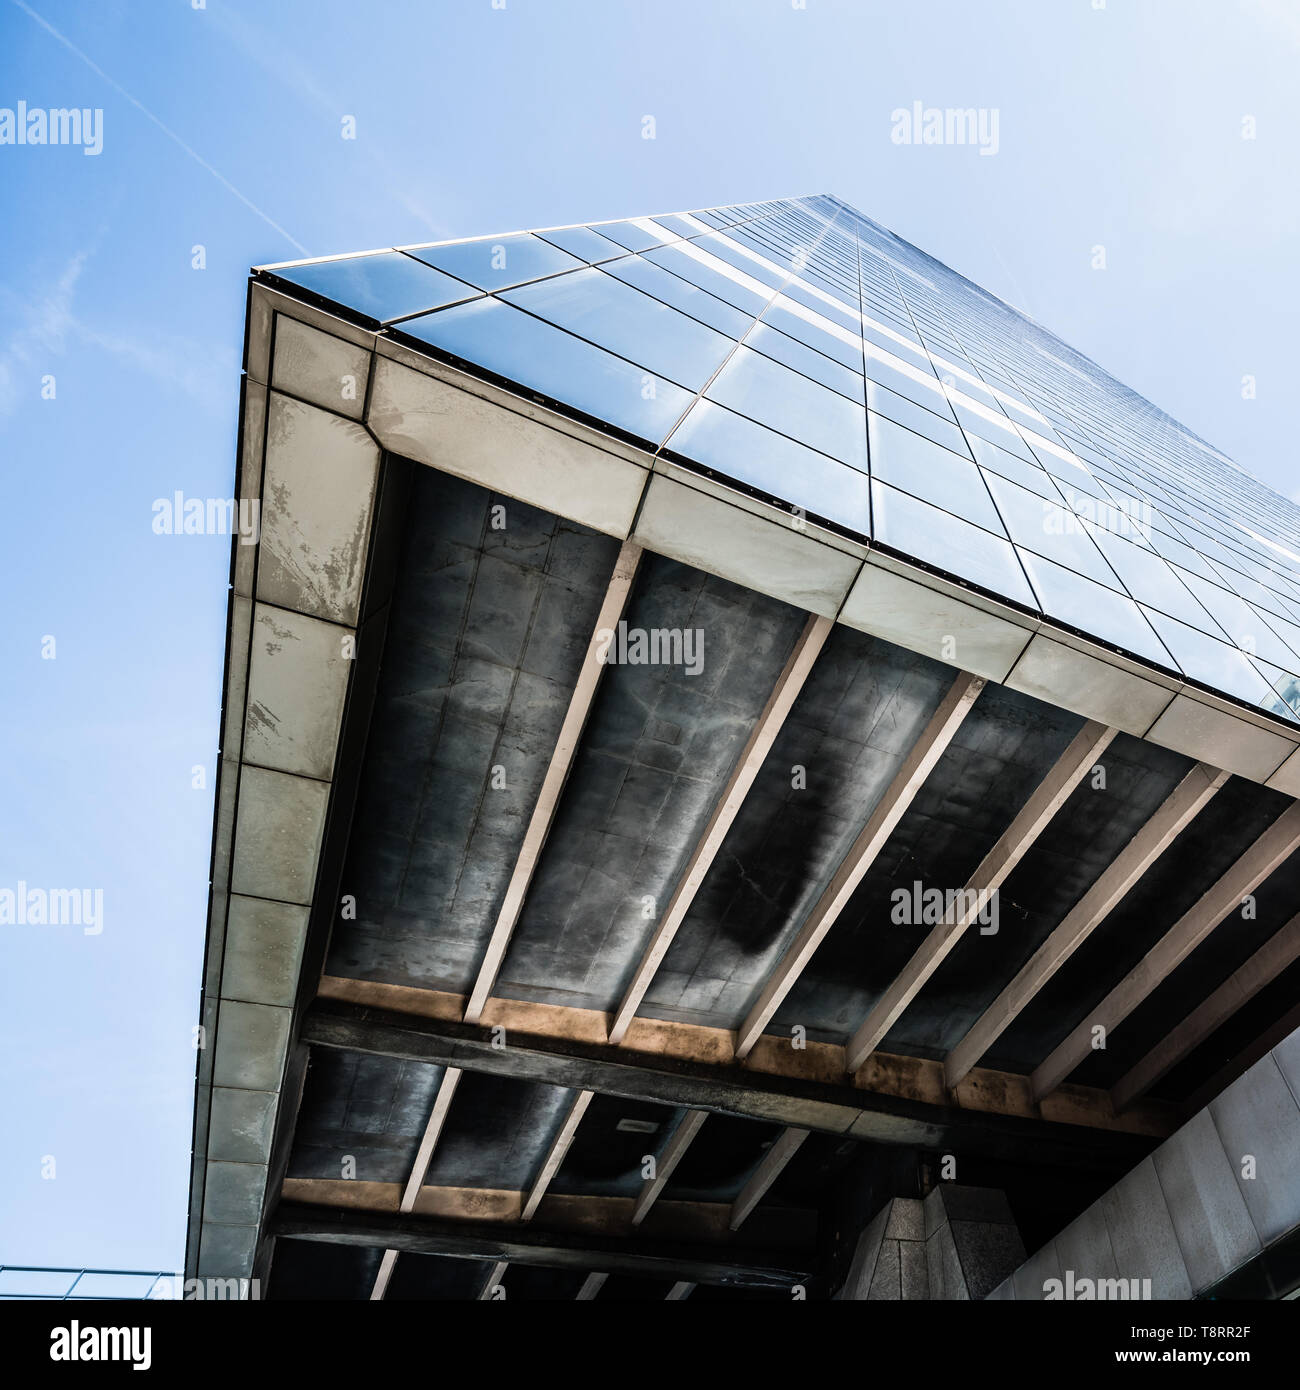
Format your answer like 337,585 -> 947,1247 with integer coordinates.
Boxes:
602,255 -> 753,339
267,252 -> 477,324
866,383 -> 969,457
408,233 -> 585,291
593,219 -> 669,253
1145,530 -> 1223,582
1083,524 -> 1226,635
983,471 -> 1122,588
1016,550 -> 1175,668
398,297 -> 692,443
706,346 -> 868,469
504,267 -> 735,391
668,400 -> 871,534
868,413 -> 1003,534
762,302 -> 863,370
536,224 -> 629,263
864,353 -> 952,413
967,435 -> 1062,502
1251,659 -> 1300,719
747,321 -> 864,401
1040,451 -> 1108,500
694,233 -> 788,290
870,480 -> 1036,608
652,213 -> 706,238
781,280 -> 863,334
951,402 -> 1038,463
1175,571 -> 1300,672
643,245 -> 772,316
1140,609 -> 1280,706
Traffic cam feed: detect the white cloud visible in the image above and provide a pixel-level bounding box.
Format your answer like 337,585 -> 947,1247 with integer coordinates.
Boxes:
0,251 -> 87,417
0,250 -> 233,417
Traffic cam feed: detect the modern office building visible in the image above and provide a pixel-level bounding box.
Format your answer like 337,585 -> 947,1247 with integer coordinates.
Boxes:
188,195 -> 1300,1300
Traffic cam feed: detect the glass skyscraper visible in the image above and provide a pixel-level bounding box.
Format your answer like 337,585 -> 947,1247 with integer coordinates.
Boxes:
262,194 -> 1300,729
193,196 -> 1300,1302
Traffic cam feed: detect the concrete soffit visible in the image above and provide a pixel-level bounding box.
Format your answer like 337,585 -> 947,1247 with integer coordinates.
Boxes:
187,283 -> 1300,1285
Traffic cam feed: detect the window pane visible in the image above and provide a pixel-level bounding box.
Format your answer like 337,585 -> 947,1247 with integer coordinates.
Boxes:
266,252 -> 477,325
866,383 -> 969,457
504,267 -> 735,391
762,302 -> 864,370
781,279 -> 863,334
870,480 -> 1036,607
864,346 -> 940,391
705,346 -> 868,469
868,413 -> 1004,534
1084,524 -> 1227,635
862,319 -> 927,361
602,255 -> 753,339
593,219 -> 670,253
1141,609 -> 1279,706
983,471 -> 1122,588
694,233 -> 788,289
1252,608 -> 1300,674
1016,550 -> 1176,668
1145,529 -> 1223,582
667,399 -> 870,533
1251,659 -> 1300,720
747,322 -> 863,401
536,224 -> 628,264
652,213 -> 705,238
1030,446 -> 1101,496
408,233 -> 585,291
1175,571 -> 1300,672
398,297 -> 692,444
966,435 -> 1062,502
643,245 -> 772,316
950,401 -> 1038,463
690,208 -> 731,229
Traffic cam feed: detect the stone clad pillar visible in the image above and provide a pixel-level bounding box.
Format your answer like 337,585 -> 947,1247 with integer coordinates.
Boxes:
838,1185 -> 1025,1300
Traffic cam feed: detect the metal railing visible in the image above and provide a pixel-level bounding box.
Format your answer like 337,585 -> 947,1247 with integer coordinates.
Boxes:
0,1265 -> 177,1300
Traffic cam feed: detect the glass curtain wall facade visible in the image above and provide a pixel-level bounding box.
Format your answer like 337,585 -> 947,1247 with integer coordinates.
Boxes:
260,195 -> 1300,727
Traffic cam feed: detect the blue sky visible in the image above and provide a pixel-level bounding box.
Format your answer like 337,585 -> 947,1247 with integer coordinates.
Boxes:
1,0 -> 1297,1273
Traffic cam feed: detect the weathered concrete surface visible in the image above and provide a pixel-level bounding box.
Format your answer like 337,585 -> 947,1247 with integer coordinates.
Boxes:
989,1026 -> 1300,1298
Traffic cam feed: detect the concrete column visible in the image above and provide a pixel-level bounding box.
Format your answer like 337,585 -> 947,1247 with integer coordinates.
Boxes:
838,1186 -> 1025,1300
924,1185 -> 1026,1300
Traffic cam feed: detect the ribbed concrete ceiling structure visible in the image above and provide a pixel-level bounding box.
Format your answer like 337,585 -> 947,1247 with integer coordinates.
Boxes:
187,198 -> 1300,1301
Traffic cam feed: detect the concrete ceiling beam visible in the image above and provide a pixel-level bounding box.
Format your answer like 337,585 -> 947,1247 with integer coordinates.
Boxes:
845,720 -> 1118,1073
1032,799 -> 1300,1102
271,1202 -> 813,1291
944,762 -> 1229,1090
735,669 -> 986,1061
609,613 -> 834,1045
1111,909 -> 1300,1112
729,1127 -> 809,1231
464,539 -> 643,1025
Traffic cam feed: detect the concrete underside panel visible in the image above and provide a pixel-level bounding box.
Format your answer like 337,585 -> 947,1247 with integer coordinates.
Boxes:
1004,785 -> 1298,1092
286,1050 -> 447,1185
325,467 -> 623,994
192,291 -> 1300,1300
495,554 -> 808,1014
643,625 -> 956,1028
911,734 -> 1194,1059
775,682 -> 1086,1046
